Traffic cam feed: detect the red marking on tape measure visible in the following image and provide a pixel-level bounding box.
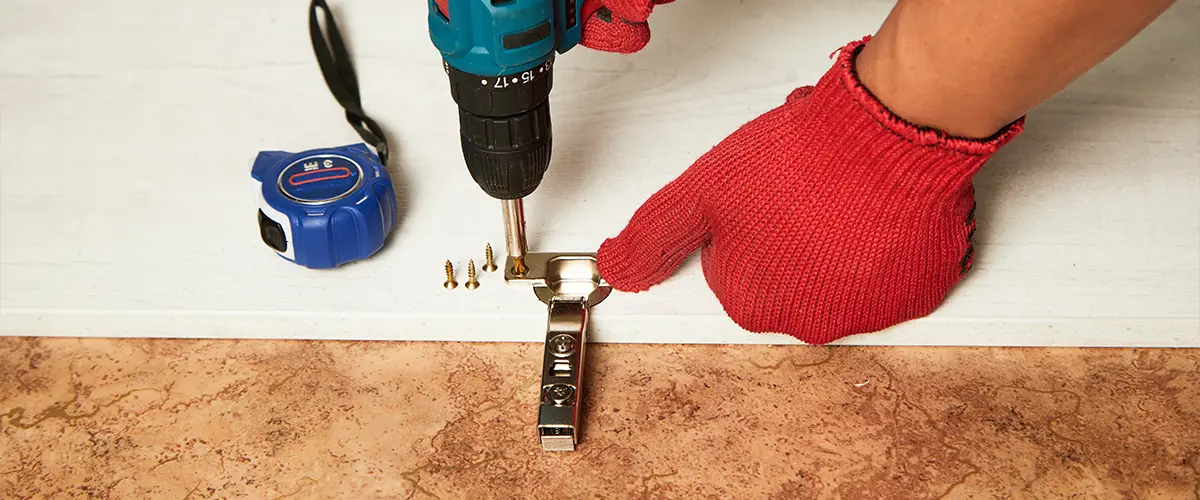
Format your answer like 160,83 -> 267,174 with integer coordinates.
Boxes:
289,167 -> 351,186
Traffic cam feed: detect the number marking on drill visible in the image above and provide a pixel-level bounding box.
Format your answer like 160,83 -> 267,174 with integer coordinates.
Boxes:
491,71 -> 536,89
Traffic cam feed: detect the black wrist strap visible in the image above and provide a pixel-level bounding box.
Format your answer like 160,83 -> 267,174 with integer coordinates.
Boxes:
309,0 -> 390,165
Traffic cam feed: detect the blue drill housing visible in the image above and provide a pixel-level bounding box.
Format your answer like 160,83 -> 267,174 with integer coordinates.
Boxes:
428,0 -> 582,76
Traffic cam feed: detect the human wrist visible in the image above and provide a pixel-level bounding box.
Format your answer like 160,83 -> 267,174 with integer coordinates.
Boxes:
827,38 -> 1023,159
855,31 -> 1018,139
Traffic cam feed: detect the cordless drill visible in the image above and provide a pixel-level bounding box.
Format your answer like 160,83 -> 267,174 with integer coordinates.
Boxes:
428,0 -> 584,275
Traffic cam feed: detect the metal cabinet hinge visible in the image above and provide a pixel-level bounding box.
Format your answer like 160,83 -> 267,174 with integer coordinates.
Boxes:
506,253 -> 610,451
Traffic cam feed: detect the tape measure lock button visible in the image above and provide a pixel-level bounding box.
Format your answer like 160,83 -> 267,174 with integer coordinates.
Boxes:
257,209 -> 288,252
251,143 -> 397,269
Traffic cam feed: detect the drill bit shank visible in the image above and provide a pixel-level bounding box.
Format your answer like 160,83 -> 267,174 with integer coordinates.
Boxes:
502,199 -> 529,276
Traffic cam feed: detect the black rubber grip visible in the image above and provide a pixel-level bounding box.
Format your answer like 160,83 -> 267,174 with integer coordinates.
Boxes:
458,100 -> 552,199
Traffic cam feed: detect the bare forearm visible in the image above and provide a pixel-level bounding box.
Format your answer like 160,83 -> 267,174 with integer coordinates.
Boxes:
857,0 -> 1177,138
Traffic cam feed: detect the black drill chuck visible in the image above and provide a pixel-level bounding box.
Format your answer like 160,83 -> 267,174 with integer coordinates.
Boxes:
445,59 -> 555,200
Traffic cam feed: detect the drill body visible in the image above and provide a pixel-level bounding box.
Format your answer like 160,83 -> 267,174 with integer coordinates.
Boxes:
428,0 -> 583,200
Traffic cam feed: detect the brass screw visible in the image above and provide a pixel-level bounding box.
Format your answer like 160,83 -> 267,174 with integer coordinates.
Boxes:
482,243 -> 498,272
443,260 -> 458,289
465,259 -> 480,290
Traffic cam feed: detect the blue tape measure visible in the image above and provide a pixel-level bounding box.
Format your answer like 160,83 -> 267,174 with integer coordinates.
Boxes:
252,144 -> 396,269
252,0 -> 397,269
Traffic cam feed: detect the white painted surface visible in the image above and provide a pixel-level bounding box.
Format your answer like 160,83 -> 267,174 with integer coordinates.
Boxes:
1,0 -> 1197,346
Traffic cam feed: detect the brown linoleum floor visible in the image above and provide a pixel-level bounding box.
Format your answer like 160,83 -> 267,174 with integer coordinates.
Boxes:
0,338 -> 1197,499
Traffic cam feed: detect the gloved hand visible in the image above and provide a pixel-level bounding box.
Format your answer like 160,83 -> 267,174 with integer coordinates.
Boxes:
597,38 -> 1024,344
580,0 -> 675,53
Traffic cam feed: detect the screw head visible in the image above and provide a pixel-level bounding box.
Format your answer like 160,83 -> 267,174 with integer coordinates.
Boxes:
548,334 -> 577,356
465,280 -> 479,290
542,383 -> 576,406
444,279 -> 458,289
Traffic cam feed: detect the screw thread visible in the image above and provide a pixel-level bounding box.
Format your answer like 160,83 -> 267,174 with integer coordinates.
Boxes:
483,243 -> 499,272
465,259 -> 480,289
444,260 -> 455,281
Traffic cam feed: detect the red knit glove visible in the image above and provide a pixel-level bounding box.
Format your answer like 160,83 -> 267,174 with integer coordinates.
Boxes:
597,38 -> 1024,344
579,0 -> 675,53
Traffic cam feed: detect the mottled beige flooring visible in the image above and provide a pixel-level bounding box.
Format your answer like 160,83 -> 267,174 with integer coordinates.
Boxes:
1,339 -> 1197,499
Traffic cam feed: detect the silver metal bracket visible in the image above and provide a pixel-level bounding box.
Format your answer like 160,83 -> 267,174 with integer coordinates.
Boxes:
505,253 -> 610,452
